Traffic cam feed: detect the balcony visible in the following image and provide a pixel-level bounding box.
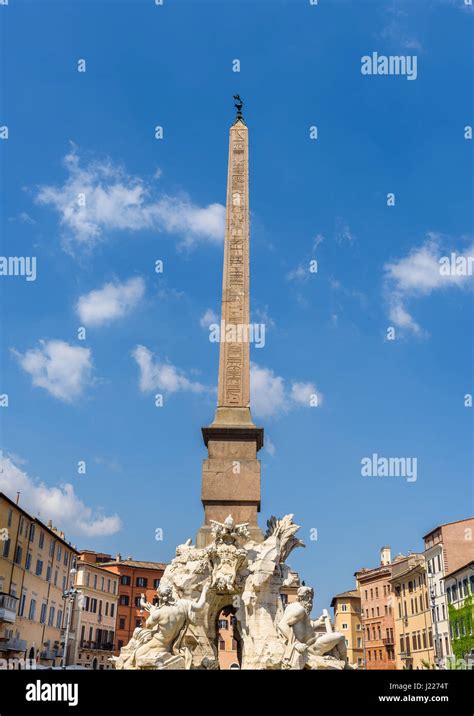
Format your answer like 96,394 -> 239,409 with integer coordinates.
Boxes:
383,637 -> 394,645
0,637 -> 27,653
40,646 -> 64,660
79,640 -> 114,651
0,593 -> 18,624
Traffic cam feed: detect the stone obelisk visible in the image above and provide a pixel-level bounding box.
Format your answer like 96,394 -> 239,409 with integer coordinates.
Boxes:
197,98 -> 264,547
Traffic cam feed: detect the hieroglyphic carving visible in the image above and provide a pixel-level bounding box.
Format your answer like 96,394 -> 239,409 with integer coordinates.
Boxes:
217,122 -> 250,408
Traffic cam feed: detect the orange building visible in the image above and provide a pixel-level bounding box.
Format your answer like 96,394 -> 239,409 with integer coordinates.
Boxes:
355,547 -> 404,670
100,555 -> 166,653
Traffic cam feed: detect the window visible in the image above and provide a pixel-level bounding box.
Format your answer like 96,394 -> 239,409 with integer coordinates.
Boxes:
341,604 -> 347,612
29,524 -> 36,543
110,603 -> 115,618
153,578 -> 161,589
136,577 -> 148,588
62,576 -> 66,591
105,602 -> 109,616
119,595 -> 129,606
56,609 -> 63,629
412,634 -> 417,651
2,539 -> 10,559
422,631 -> 427,648
46,566 -> 51,582
113,581 -> 117,594
83,596 -> 90,611
64,552 -> 68,567
118,640 -> 124,650
107,579 -> 110,593
14,545 -> 22,565
375,587 -> 378,598
120,575 -> 131,586
446,586 -> 452,604
119,617 -> 126,630
93,575 -> 97,589
48,606 -> 55,626
49,540 -> 55,558
18,592 -> 26,617
357,638 -> 362,648
35,560 -> 43,576
25,552 -> 32,570
219,640 -> 225,651
57,545 -> 62,562
40,603 -> 47,624
341,623 -> 348,630
28,598 -> 36,621
90,598 -> 97,613
7,509 -> 12,527
218,619 -> 228,630
39,532 -> 44,549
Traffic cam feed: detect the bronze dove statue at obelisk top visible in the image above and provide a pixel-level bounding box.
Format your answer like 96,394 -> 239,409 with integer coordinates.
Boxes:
197,97 -> 264,547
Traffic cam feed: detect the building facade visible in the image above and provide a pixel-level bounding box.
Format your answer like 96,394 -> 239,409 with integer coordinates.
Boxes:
444,559 -> 474,664
423,518 -> 474,668
68,551 -> 119,669
330,590 -> 364,668
0,492 -> 78,666
390,553 -> 435,670
100,556 -> 166,653
355,547 -> 398,670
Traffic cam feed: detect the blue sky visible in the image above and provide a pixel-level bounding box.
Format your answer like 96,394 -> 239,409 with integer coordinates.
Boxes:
0,0 -> 473,612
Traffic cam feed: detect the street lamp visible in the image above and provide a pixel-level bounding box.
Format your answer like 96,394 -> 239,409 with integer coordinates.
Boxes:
61,566 -> 81,669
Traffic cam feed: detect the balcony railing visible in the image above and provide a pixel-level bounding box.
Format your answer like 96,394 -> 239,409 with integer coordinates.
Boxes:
0,637 -> 27,652
0,593 -> 18,624
40,647 -> 63,660
79,640 -> 114,651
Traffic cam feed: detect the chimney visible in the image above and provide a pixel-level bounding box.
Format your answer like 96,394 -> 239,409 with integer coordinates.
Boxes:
380,546 -> 391,566
116,553 -> 122,562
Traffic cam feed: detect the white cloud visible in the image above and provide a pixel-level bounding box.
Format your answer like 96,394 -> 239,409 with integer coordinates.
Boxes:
335,218 -> 355,244
291,381 -> 320,407
199,308 -> 219,328
76,276 -> 145,327
0,453 -> 121,537
250,363 -> 322,419
35,145 -> 225,252
12,339 -> 93,402
132,345 -> 206,395
265,437 -> 276,457
384,234 -> 474,334
286,264 -> 309,283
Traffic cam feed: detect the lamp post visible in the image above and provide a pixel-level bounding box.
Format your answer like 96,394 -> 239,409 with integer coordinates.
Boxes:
61,566 -> 80,669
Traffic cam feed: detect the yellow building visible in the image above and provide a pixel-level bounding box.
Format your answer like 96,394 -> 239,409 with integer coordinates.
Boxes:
390,553 -> 435,670
330,590 -> 364,668
0,492 -> 78,666
69,551 -> 119,669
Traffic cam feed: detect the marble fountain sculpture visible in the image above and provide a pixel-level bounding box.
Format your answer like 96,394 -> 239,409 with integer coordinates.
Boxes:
112,515 -> 349,670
